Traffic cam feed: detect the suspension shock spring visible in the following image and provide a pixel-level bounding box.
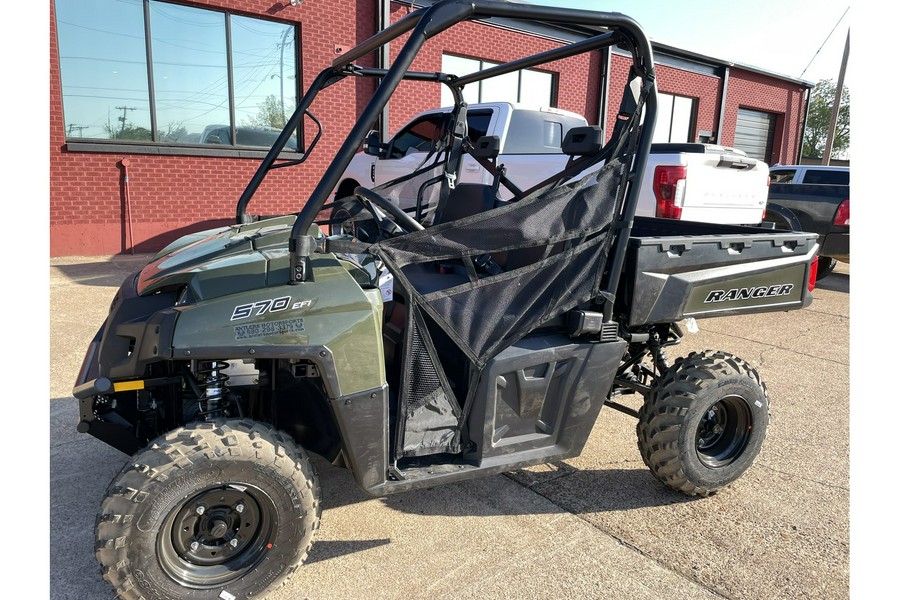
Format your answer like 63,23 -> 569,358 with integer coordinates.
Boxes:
649,331 -> 669,374
196,360 -> 231,419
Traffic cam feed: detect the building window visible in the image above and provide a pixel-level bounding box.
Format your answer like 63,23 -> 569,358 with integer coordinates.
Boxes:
440,54 -> 557,108
653,92 -> 696,144
55,0 -> 299,150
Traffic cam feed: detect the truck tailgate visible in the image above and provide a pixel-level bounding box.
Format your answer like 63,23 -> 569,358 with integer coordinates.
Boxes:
680,150 -> 768,223
621,217 -> 818,325
646,144 -> 769,224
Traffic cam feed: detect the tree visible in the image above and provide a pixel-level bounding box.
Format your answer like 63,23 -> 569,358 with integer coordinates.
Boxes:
243,95 -> 290,129
105,123 -> 152,141
802,79 -> 850,160
160,122 -> 188,142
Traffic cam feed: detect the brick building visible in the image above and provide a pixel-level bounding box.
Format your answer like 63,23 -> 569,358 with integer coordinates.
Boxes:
50,0 -> 812,256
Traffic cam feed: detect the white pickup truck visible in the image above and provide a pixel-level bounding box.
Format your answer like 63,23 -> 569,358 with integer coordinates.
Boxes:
334,102 -> 769,225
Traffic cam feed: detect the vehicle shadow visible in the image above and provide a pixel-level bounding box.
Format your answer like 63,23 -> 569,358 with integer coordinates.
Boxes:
50,393 -> 698,590
312,455 -> 699,518
816,271 -> 849,293
50,219 -> 236,288
51,255 -> 153,288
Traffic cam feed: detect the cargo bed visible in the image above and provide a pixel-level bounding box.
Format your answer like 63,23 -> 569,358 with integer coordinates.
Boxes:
620,217 -> 818,325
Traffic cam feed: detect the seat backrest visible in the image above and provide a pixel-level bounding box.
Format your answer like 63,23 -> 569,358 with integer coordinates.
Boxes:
432,183 -> 497,225
561,125 -> 604,156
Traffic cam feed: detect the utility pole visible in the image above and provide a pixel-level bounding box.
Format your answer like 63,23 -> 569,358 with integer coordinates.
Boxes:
822,30 -> 849,165
116,106 -> 137,135
67,124 -> 87,137
278,27 -> 292,126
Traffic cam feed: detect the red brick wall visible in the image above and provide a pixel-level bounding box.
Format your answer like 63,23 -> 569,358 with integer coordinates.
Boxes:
606,54 -> 806,165
383,3 -> 602,135
606,54 -> 721,144
50,0 -> 377,256
51,1 -> 805,257
50,0 -> 604,256
721,68 -> 807,165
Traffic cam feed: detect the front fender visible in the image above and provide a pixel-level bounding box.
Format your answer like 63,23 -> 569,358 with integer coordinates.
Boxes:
171,254 -> 385,397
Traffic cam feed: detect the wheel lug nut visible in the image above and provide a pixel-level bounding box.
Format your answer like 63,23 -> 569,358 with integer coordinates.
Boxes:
235,504 -> 244,513
229,538 -> 239,548
196,505 -> 205,515
190,541 -> 199,551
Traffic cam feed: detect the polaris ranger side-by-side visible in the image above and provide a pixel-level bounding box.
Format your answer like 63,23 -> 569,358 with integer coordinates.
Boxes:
72,2 -> 819,598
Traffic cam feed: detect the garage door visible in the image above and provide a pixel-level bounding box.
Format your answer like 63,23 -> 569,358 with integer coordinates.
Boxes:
734,108 -> 776,161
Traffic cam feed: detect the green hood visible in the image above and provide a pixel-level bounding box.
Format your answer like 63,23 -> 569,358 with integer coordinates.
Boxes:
136,216 -> 315,301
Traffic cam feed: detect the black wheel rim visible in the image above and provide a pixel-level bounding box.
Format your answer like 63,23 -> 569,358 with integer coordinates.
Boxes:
695,395 -> 753,468
158,483 -> 277,588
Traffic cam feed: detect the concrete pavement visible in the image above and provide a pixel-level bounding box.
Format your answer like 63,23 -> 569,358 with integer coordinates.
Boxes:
49,256 -> 850,599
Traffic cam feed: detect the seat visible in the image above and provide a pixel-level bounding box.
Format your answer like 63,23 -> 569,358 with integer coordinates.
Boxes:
431,183 -> 497,226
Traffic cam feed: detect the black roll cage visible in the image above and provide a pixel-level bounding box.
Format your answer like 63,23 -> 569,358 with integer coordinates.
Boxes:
235,0 -> 658,321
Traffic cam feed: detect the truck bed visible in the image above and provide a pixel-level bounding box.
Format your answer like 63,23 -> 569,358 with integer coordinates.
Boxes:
620,217 -> 818,325
766,182 -> 849,262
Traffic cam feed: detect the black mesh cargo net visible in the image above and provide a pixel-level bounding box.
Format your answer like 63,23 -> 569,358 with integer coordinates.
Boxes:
370,158 -> 629,457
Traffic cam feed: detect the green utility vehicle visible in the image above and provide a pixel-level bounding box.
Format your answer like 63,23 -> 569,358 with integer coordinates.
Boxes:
73,2 -> 819,598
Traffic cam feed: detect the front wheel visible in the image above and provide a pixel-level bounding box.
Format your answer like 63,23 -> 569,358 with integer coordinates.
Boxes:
95,420 -> 321,599
637,350 -> 769,496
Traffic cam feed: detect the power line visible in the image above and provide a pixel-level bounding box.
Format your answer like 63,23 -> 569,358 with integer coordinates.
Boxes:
800,5 -> 849,79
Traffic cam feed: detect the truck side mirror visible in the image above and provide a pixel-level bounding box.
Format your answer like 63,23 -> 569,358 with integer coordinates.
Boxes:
363,130 -> 386,158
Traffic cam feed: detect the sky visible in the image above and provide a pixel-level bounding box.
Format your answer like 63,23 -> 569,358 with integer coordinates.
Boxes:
532,0 -> 851,88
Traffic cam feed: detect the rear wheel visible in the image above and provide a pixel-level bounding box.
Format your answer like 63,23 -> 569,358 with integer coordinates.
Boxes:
96,420 -> 321,599
637,350 -> 769,496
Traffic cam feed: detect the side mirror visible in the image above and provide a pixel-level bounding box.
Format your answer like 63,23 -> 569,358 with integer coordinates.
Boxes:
363,130 -> 386,157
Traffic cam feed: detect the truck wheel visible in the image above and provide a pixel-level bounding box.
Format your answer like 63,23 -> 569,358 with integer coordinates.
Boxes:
816,256 -> 837,280
95,420 -> 321,600
636,350 -> 769,496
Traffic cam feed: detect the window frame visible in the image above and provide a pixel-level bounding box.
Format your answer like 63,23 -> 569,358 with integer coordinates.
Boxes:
385,110 -> 495,159
803,169 -> 849,185
56,0 -> 303,156
387,114 -> 447,159
653,92 -> 698,144
440,53 -> 558,107
769,169 -> 797,184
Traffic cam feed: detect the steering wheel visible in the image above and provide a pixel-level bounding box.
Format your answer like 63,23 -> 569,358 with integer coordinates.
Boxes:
340,187 -> 503,277
353,186 -> 424,236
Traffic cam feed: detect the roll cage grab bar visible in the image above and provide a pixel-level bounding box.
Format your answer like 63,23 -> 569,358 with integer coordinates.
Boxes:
235,0 -> 658,315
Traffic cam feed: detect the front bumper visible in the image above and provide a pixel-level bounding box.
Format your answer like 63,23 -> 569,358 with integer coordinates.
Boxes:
72,270 -> 180,455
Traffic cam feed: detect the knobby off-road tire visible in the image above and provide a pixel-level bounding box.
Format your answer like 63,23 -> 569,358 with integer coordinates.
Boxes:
96,420 -> 321,600
637,350 -> 769,497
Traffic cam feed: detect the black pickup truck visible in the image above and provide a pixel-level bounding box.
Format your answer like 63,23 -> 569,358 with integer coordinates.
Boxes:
765,166 -> 849,280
